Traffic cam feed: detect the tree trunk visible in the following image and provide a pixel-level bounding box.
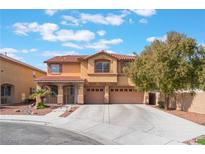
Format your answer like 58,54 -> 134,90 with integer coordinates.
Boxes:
35,97 -> 43,109
164,94 -> 170,110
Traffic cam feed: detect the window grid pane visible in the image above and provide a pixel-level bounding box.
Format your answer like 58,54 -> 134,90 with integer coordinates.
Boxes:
51,64 -> 60,73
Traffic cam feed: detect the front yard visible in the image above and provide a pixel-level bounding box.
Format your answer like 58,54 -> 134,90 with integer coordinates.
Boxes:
153,105 -> 205,125
0,103 -> 59,115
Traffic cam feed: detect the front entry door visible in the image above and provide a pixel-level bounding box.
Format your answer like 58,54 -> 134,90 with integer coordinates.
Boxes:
63,85 -> 75,104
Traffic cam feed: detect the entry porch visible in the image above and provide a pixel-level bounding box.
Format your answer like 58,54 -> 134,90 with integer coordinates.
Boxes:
35,76 -> 84,104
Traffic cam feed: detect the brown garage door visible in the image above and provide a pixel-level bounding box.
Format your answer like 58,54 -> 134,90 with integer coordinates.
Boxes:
85,86 -> 104,104
110,87 -> 144,104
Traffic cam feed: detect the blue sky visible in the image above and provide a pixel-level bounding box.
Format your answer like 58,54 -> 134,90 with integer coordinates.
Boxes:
1,9 -> 205,70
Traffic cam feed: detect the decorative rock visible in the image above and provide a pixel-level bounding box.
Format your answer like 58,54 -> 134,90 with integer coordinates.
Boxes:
15,109 -> 21,112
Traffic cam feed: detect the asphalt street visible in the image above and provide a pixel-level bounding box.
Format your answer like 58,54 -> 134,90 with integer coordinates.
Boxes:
0,122 -> 101,145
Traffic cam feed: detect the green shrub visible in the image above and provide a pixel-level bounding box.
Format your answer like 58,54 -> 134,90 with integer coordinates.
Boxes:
197,139 -> 205,145
158,101 -> 165,109
36,102 -> 49,109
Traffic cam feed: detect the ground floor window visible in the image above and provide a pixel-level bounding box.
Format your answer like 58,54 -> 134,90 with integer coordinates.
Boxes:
1,85 -> 12,96
49,85 -> 58,95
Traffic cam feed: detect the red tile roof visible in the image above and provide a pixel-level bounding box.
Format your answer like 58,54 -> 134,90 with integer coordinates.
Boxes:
44,55 -> 87,63
110,53 -> 136,60
35,76 -> 84,82
45,51 -> 136,63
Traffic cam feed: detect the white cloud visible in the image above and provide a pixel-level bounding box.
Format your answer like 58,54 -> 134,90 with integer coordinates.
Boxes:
42,51 -> 79,57
0,47 -> 36,60
62,42 -> 83,49
146,35 -> 167,42
128,18 -> 134,24
0,48 -> 18,54
21,48 -> 37,53
13,22 -> 59,41
45,9 -> 58,16
200,43 -> 205,47
55,29 -> 95,42
86,38 -> 123,50
121,10 -> 131,17
139,18 -> 148,24
61,15 -> 80,26
0,47 -> 37,54
80,13 -> 124,26
130,9 -> 156,17
97,30 -> 106,36
13,22 -> 95,42
106,50 -> 116,53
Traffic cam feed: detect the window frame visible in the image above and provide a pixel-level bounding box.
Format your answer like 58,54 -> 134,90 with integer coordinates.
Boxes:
95,60 -> 110,73
50,64 -> 61,74
1,85 -> 12,96
120,61 -> 130,73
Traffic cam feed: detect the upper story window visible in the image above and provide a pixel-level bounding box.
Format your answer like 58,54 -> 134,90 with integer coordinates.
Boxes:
95,60 -> 110,73
50,64 -> 60,74
121,61 -> 130,73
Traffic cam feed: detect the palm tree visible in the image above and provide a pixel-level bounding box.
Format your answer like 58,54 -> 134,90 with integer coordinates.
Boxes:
30,88 -> 52,109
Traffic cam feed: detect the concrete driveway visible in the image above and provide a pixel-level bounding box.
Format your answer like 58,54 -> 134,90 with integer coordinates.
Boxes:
58,104 -> 205,145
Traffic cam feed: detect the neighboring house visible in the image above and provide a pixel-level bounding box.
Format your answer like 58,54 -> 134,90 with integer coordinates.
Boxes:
0,54 -> 46,104
35,51 -> 145,104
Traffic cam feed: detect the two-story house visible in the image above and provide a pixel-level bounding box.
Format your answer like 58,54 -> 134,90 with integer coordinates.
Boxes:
35,51 -> 145,104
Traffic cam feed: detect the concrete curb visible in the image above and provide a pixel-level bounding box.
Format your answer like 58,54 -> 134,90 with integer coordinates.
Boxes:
0,119 -> 50,125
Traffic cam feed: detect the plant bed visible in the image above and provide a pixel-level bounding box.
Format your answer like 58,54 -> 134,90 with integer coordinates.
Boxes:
0,103 -> 59,116
184,135 -> 205,145
152,105 -> 205,125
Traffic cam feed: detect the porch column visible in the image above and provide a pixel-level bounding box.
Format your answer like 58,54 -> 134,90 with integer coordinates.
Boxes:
77,83 -> 84,104
36,84 -> 41,103
57,84 -> 63,104
104,85 -> 109,103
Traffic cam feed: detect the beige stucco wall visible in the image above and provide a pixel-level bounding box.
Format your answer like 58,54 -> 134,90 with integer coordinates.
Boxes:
87,54 -> 118,74
0,57 -> 46,104
157,92 -> 205,114
81,54 -> 118,83
117,75 -> 135,86
47,63 -> 81,76
176,92 -> 205,114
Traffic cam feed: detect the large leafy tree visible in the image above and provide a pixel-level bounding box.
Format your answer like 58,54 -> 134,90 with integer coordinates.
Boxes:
125,32 -> 205,109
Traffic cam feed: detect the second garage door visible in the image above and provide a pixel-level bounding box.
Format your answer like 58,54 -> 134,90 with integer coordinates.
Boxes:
85,86 -> 104,104
110,87 -> 144,104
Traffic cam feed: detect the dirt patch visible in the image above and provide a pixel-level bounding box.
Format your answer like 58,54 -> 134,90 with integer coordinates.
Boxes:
0,103 -> 59,116
59,105 -> 79,118
152,105 -> 205,125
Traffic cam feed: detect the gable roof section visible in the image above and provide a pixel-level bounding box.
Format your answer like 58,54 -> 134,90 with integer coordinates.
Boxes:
83,50 -> 117,60
0,53 -> 46,74
110,53 -> 136,61
45,50 -> 136,63
44,55 -> 87,63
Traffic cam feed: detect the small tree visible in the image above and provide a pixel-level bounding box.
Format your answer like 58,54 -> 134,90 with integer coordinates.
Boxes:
30,88 -> 52,109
